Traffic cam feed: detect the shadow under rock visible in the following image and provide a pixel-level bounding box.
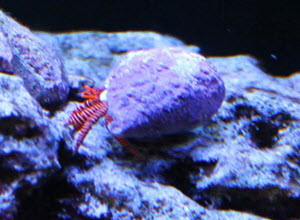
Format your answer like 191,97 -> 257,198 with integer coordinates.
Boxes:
128,131 -> 198,157
0,116 -> 43,140
14,171 -> 82,220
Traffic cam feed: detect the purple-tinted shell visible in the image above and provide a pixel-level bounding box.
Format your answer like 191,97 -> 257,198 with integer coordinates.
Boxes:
106,47 -> 225,138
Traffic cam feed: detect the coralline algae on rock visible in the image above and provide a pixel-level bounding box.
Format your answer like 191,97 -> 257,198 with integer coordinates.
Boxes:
0,10 -> 69,108
106,47 -> 225,138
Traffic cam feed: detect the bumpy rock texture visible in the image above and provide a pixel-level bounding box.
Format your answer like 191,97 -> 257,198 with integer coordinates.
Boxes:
63,159 -> 266,220
1,11 -> 299,220
0,32 -> 13,73
0,73 -> 61,220
0,11 -> 69,108
106,47 -> 225,138
189,56 -> 300,219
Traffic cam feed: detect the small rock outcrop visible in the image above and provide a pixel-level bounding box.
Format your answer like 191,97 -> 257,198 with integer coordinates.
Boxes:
0,11 -> 69,108
0,73 -> 61,220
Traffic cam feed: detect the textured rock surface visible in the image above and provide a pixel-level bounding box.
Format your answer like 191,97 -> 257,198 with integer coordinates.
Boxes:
186,56 -> 300,219
63,159 -> 267,220
44,32 -> 271,219
106,47 -> 225,138
0,11 -> 69,108
36,31 -> 198,90
0,72 -> 61,219
0,32 -> 13,73
1,24 -> 299,219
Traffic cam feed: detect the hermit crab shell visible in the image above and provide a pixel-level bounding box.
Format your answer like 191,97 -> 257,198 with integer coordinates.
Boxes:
105,47 -> 225,138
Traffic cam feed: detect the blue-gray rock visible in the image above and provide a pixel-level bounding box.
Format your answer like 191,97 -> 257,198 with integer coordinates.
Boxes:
185,56 -> 300,219
0,72 -> 61,218
0,11 -> 69,107
36,31 -> 199,89
64,158 -> 266,220
106,47 -> 225,138
52,32 -> 297,219
1,25 -> 299,219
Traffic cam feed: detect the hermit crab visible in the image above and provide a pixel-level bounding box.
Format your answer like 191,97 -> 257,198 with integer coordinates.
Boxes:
67,47 -> 225,155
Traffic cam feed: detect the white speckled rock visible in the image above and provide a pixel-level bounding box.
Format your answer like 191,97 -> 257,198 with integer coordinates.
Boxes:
106,47 -> 225,138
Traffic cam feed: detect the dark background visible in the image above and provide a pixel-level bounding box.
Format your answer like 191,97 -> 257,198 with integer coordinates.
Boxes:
0,0 -> 299,76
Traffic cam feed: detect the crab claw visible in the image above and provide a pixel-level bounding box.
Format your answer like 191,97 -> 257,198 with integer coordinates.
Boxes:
82,85 -> 105,100
105,115 -> 142,158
